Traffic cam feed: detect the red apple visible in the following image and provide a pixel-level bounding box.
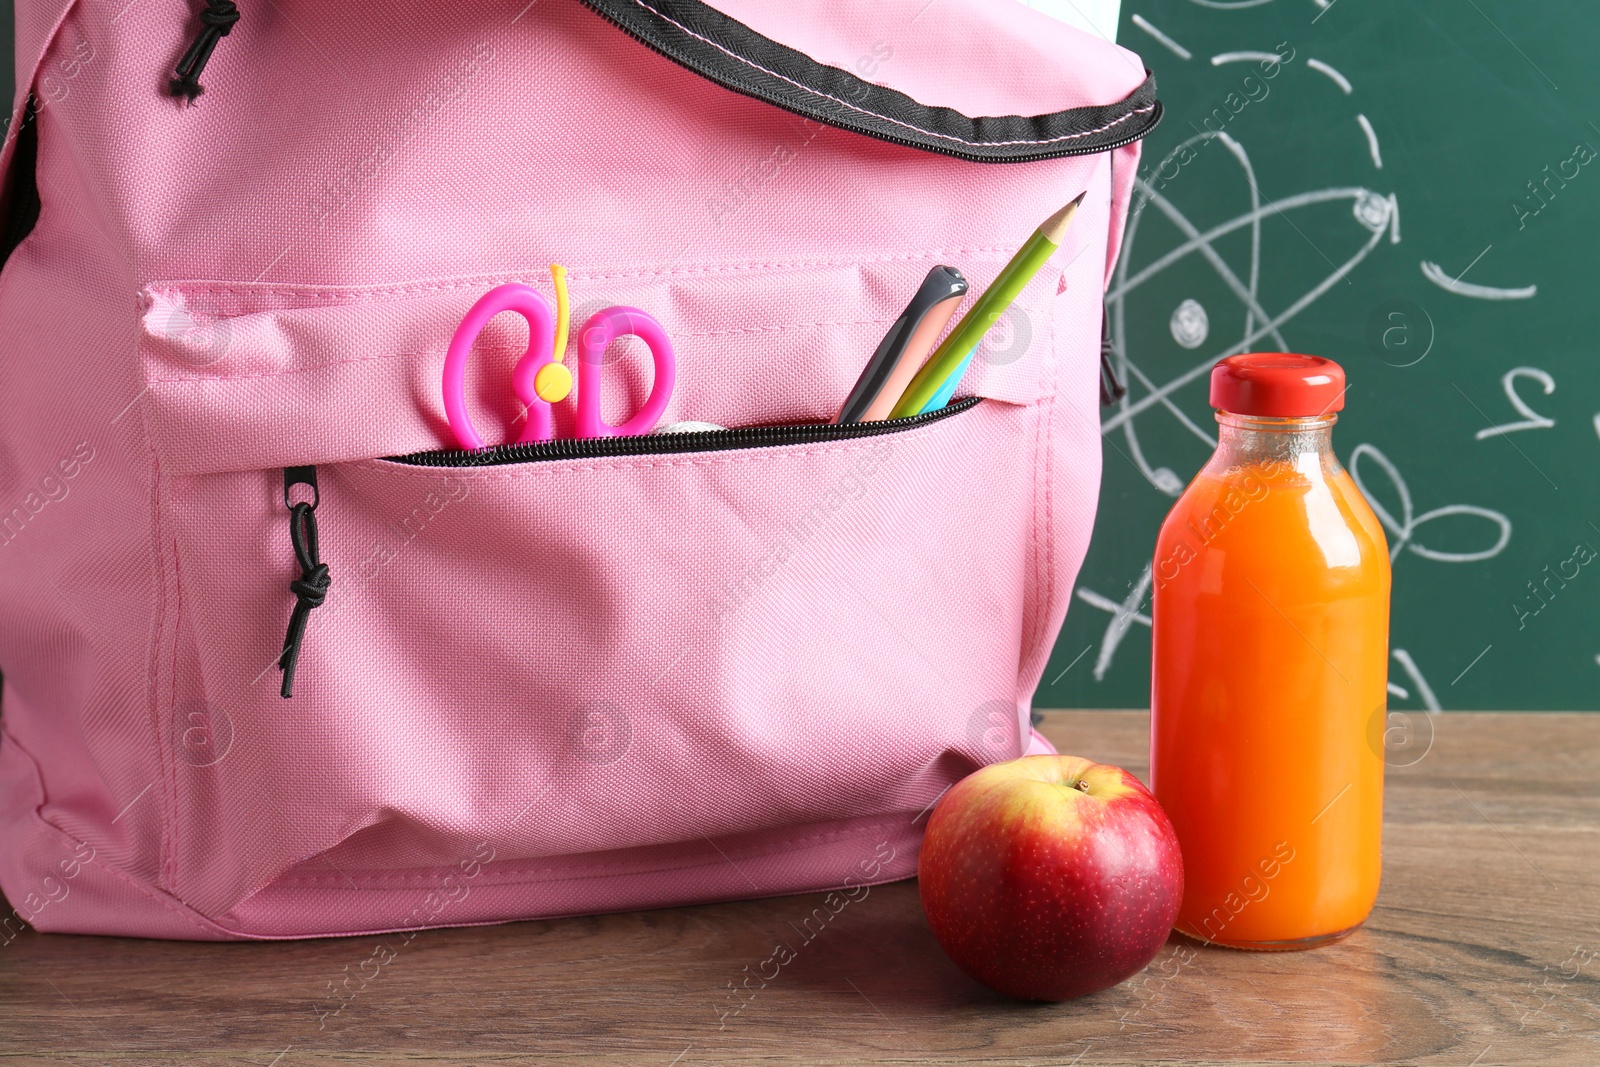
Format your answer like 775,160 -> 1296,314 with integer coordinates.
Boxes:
918,754 -> 1183,1001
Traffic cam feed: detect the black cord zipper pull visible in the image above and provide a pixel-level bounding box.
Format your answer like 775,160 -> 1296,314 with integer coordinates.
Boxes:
279,466 -> 330,699
170,0 -> 240,103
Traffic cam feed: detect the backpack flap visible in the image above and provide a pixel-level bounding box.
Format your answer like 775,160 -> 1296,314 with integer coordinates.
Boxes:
128,0 -> 1159,475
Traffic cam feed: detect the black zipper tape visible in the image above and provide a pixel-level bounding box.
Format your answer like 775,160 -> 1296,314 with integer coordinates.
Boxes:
386,396 -> 981,469
578,0 -> 1161,164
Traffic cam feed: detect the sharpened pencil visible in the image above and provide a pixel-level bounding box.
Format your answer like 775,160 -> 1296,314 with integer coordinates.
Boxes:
889,191 -> 1087,418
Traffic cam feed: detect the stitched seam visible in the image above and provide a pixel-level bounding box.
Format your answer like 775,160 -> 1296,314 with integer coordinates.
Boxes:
140,314 -> 926,385
141,302 -> 1047,385
144,426 -> 180,892
265,813 -> 923,890
0,724 -> 224,939
1041,362 -> 1059,666
1026,363 -> 1045,674
206,825 -> 922,939
627,0 -> 1154,149
141,247 -> 1021,302
146,351 -> 398,386
1032,286 -> 1057,661
211,863 -> 916,940
162,537 -> 185,890
677,316 -> 891,337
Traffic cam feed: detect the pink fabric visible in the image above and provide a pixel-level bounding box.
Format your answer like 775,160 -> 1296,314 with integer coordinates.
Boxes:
1024,728 -> 1057,757
0,0 -> 1144,938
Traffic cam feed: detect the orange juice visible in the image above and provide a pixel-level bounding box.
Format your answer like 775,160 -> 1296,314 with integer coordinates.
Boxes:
1150,354 -> 1390,949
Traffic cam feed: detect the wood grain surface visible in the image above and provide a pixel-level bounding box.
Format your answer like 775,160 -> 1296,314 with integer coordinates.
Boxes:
1,711 -> 1596,1066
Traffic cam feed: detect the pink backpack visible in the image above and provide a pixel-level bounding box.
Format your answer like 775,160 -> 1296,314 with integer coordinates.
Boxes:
0,0 -> 1154,940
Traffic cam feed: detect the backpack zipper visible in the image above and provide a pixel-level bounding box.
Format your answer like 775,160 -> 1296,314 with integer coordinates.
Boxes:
386,395 -> 981,468
278,466 -> 330,699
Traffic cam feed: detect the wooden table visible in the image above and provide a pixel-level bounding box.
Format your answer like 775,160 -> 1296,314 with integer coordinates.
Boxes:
2,711 -> 1596,1066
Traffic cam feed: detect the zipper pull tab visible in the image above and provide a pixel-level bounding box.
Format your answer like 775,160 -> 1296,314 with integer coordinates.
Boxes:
279,466 -> 330,699
1098,300 -> 1127,406
170,0 -> 240,103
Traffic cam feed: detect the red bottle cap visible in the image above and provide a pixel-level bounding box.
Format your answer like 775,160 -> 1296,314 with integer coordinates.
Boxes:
1209,353 -> 1346,417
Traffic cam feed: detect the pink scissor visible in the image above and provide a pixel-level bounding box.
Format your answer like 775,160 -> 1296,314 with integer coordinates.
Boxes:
441,281 -> 675,450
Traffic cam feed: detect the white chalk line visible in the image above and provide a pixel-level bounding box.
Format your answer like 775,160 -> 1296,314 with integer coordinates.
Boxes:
1110,184 -> 1390,303
1114,134 -> 1275,488
1104,208 -> 1392,435
1076,564 -> 1155,682
1356,113 -> 1383,168
1109,133 -> 1284,482
1211,51 -> 1282,66
1348,442 -> 1513,564
1392,650 -> 1441,712
1132,14 -> 1192,60
1421,260 -> 1536,300
1306,58 -> 1352,93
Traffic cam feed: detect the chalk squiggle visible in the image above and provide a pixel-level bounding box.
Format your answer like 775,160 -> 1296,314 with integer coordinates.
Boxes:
1420,260 -> 1537,300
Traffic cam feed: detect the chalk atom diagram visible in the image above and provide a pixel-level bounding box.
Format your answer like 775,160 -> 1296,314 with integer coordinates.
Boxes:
1066,9 -> 1517,707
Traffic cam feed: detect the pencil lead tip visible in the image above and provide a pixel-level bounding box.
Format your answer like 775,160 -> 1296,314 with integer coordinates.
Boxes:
1039,194 -> 1088,243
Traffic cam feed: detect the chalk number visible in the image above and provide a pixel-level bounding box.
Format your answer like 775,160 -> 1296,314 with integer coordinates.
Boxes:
1476,367 -> 1555,440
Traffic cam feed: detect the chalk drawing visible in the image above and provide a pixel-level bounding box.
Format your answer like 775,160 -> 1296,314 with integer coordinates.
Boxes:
1074,564 -> 1154,681
1421,260 -> 1537,300
1306,58 -> 1352,93
1475,367 -> 1556,440
1391,649 -> 1442,712
1069,26 -> 1529,690
1211,51 -> 1283,66
1348,443 -> 1512,564
1356,113 -> 1383,168
1170,298 -> 1210,348
1132,14 -> 1192,60
1105,129 -> 1399,498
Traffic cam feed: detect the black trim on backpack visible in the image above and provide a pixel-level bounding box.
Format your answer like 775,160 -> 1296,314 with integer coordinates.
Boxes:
578,0 -> 1161,164
0,100 -> 42,266
1099,302 -> 1127,407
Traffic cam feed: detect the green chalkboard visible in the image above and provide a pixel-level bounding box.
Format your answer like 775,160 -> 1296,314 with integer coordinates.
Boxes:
1042,0 -> 1600,711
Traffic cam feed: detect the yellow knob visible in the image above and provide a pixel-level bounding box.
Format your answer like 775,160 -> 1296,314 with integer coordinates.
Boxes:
533,362 -> 573,403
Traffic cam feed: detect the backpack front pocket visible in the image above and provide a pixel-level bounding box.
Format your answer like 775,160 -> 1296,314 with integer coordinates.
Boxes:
158,385 -> 1044,928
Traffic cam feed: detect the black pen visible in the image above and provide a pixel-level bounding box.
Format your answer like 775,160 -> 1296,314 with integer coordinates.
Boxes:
834,265 -> 969,424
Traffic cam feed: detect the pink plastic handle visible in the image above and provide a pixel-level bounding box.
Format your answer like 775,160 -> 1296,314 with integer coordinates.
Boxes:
574,306 -> 676,439
442,283 -> 556,450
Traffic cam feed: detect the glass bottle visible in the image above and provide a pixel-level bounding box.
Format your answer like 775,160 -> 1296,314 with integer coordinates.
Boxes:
1150,353 -> 1390,950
